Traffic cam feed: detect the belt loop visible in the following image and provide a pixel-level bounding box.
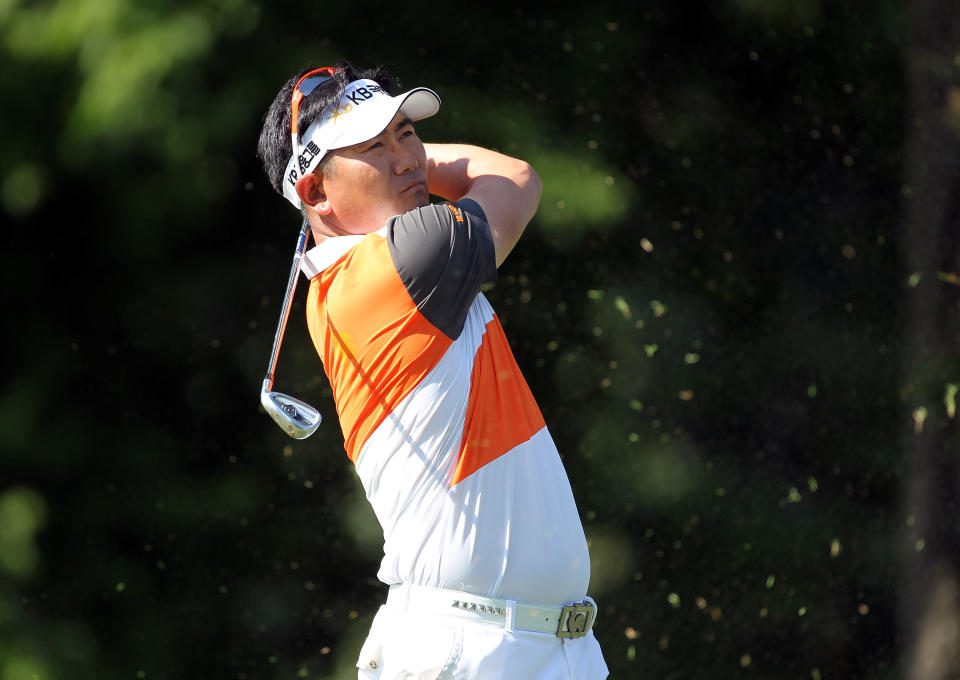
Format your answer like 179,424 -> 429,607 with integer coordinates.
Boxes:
505,599 -> 517,633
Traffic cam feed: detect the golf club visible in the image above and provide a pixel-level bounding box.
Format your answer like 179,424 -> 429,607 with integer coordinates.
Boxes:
260,219 -> 322,438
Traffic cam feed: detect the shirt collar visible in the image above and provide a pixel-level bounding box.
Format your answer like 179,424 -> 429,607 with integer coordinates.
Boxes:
301,226 -> 387,279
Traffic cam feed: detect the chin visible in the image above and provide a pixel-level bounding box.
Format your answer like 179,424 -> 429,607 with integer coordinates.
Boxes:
406,188 -> 430,209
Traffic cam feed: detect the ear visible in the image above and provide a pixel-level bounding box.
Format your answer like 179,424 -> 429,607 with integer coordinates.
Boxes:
295,173 -> 332,215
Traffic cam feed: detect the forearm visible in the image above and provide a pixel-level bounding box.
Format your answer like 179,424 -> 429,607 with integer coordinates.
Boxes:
425,143 -> 542,266
425,143 -> 539,203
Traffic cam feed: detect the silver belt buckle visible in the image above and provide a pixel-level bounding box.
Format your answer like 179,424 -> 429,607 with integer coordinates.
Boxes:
557,600 -> 596,639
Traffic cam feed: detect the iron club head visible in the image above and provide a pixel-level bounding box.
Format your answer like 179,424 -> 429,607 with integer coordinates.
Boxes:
259,221 -> 323,439
260,378 -> 321,439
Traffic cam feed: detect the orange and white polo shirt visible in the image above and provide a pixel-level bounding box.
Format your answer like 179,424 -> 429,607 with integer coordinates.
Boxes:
301,199 -> 590,606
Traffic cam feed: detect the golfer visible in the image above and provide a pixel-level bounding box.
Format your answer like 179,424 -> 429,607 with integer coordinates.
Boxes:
257,61 -> 608,679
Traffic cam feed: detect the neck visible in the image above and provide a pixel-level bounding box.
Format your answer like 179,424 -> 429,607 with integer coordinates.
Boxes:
306,212 -> 340,245
307,209 -> 382,243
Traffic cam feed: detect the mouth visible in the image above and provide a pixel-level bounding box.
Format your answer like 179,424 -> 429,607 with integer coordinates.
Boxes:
401,178 -> 427,194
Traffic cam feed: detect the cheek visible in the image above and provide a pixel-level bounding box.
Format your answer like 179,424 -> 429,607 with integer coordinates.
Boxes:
350,163 -> 389,192
328,165 -> 380,203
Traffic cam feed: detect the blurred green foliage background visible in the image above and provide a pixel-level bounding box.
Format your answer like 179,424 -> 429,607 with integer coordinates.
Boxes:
2,0 -> 959,678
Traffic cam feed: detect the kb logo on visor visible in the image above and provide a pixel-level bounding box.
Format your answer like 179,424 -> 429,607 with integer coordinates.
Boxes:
327,84 -> 386,124
344,84 -> 383,105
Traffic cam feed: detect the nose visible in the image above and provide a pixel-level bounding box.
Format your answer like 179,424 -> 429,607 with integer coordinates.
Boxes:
392,144 -> 418,175
394,154 -> 417,175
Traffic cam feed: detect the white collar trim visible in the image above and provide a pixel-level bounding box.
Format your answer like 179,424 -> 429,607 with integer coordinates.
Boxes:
301,227 -> 387,279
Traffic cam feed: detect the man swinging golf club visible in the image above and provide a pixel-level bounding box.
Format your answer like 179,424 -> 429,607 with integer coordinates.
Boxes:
256,61 -> 608,679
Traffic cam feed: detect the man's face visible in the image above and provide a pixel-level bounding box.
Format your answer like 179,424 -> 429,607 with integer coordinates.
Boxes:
319,111 -> 429,234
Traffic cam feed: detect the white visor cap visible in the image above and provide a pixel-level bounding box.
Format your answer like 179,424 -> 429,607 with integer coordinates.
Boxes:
282,78 -> 441,208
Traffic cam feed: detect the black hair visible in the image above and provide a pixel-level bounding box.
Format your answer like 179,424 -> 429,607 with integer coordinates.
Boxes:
256,60 -> 398,198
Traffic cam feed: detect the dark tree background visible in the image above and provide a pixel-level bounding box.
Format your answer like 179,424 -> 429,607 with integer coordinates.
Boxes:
2,0 -> 957,678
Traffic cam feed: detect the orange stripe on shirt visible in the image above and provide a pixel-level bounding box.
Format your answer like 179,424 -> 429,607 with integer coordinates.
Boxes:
450,315 -> 546,486
306,235 -> 452,461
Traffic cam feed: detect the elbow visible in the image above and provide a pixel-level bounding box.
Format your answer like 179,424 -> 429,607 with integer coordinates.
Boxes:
514,161 -> 542,224
524,162 -> 543,203
515,161 -> 542,227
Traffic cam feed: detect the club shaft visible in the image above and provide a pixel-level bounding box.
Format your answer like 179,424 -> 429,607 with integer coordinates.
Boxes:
264,220 -> 311,391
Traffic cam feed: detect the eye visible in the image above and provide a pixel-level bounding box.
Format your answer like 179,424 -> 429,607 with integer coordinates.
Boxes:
364,141 -> 383,152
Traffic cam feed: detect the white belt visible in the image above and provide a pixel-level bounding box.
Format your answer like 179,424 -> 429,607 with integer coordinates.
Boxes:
386,584 -> 597,639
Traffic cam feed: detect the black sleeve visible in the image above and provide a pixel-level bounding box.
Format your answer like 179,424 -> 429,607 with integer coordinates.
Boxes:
386,198 -> 497,339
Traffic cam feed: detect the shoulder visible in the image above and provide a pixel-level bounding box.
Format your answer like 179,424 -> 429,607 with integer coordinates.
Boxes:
386,199 -> 493,274
389,199 -> 489,241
